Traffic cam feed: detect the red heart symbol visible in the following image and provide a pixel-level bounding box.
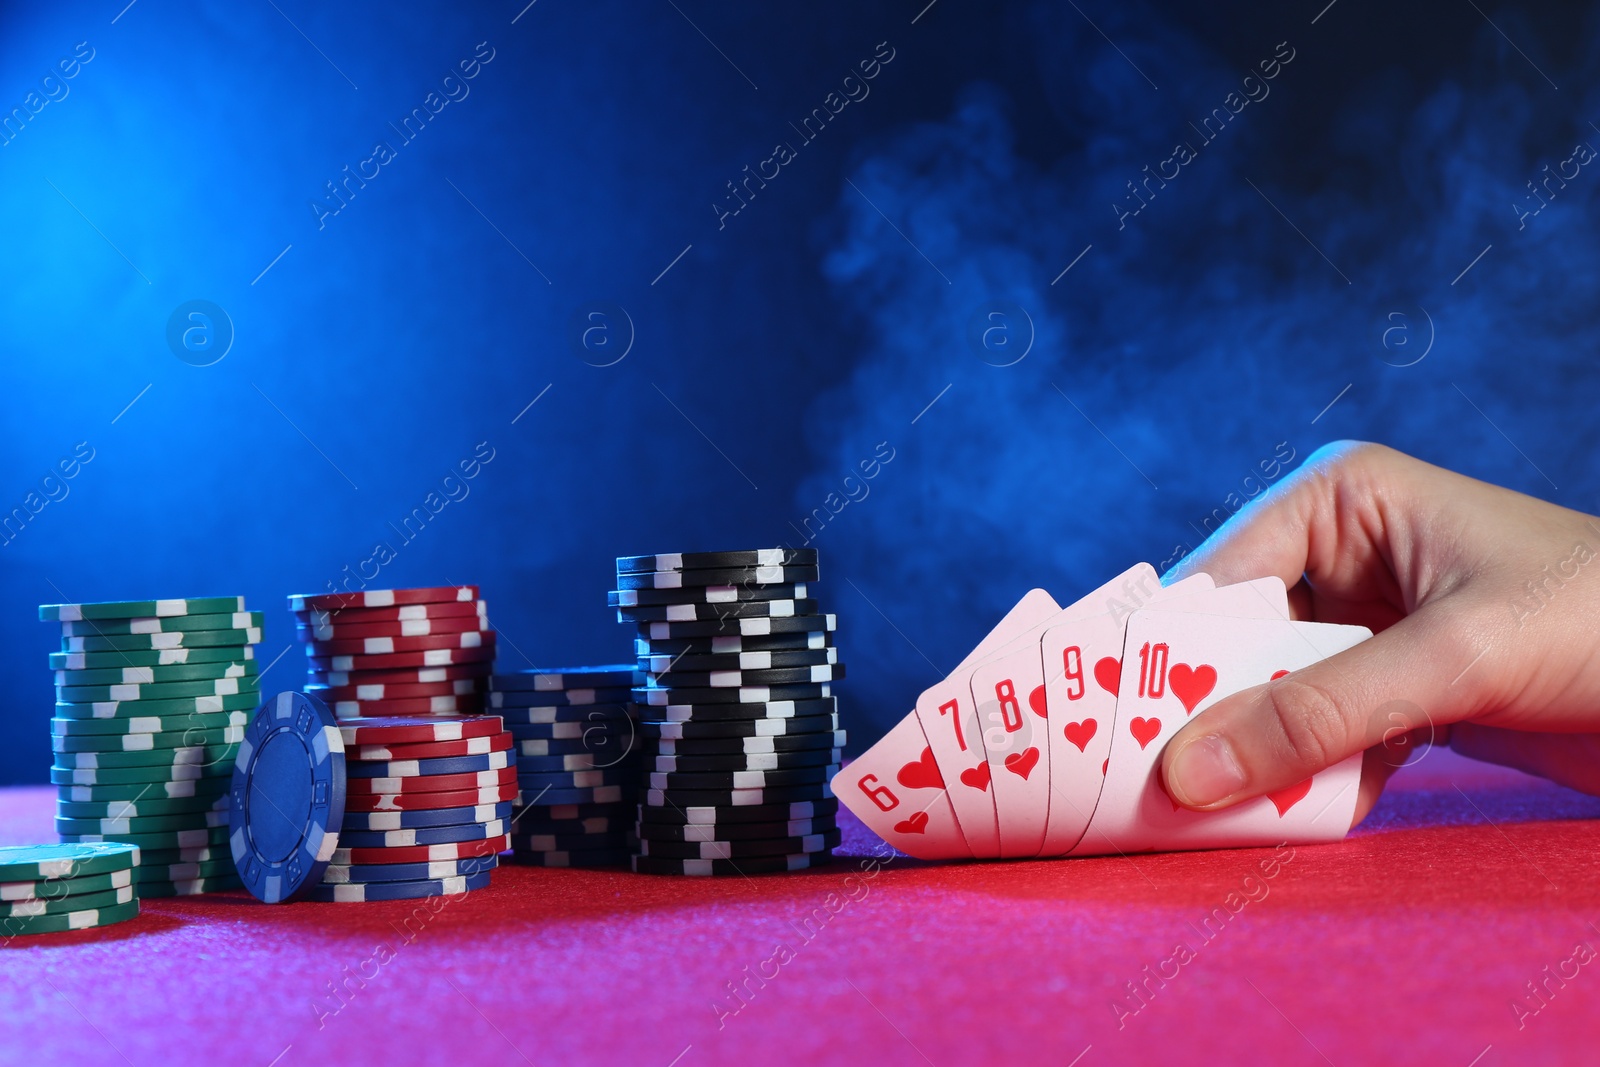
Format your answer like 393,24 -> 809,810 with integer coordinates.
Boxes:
1028,684 -> 1047,718
1270,669 -> 1290,680
1004,747 -> 1040,780
1063,719 -> 1097,752
1101,758 -> 1109,776
1094,656 -> 1121,695
893,811 -> 930,835
1167,663 -> 1217,714
959,762 -> 991,792
1268,778 -> 1312,816
1130,716 -> 1161,750
896,746 -> 943,790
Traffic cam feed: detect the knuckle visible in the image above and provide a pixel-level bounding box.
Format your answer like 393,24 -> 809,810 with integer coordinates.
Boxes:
1262,677 -> 1349,770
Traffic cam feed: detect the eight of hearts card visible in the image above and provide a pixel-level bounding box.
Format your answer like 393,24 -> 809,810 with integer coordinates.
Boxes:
833,569 -> 1372,861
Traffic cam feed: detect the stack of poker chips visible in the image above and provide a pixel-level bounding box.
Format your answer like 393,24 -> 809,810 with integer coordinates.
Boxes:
288,585 -> 495,719
614,549 -> 845,875
489,666 -> 643,867
42,595 -> 262,897
0,843 -> 140,935
313,715 -> 513,901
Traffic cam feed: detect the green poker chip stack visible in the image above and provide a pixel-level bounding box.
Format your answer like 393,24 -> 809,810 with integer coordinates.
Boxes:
0,843 -> 141,935
39,596 -> 262,898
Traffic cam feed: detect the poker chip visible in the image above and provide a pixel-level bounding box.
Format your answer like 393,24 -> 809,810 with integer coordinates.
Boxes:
653,730 -> 847,755
340,801 -> 513,831
635,816 -> 836,842
135,845 -> 229,866
509,832 -> 634,852
0,868 -> 134,902
638,830 -> 841,859
228,690 -> 347,904
490,666 -> 641,691
51,645 -> 256,671
348,733 -> 513,762
633,683 -> 832,706
631,853 -> 834,876
640,714 -> 840,740
646,765 -> 837,791
0,885 -> 136,917
136,876 -> 243,898
638,648 -> 837,673
608,583 -> 808,607
288,585 -> 479,612
0,897 -> 141,934
649,748 -> 841,773
307,646 -> 496,672
307,870 -> 493,902
57,611 -> 263,637
636,798 -> 838,825
636,631 -> 834,656
307,679 -> 487,703
55,675 -> 259,703
54,743 -> 240,768
0,843 -> 141,881
330,835 -> 509,866
509,848 -> 632,868
40,596 -> 247,622
50,760 -> 235,786
513,733 -> 640,758
514,784 -> 627,806
345,784 -> 518,812
56,778 -> 231,803
641,697 -> 838,721
615,566 -> 817,590
638,614 -> 836,640
308,662 -> 492,687
62,825 -> 230,849
302,630 -> 495,658
328,693 -> 488,718
54,660 -> 257,686
489,687 -> 634,708
51,711 -> 250,736
517,766 -> 631,787
640,664 -> 845,688
337,715 -> 506,746
52,725 -> 244,753
346,750 -> 513,778
295,614 -> 491,641
617,549 -> 818,573
615,599 -> 819,623
644,781 -> 834,807
134,859 -> 236,883
55,810 -> 230,836
295,599 -> 488,625
345,767 -> 518,795
54,692 -> 261,720
63,627 -> 262,653
334,819 -> 510,848
517,802 -> 632,823
321,854 -> 499,883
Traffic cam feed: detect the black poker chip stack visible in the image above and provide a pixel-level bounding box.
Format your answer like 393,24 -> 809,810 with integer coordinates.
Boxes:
613,548 -> 845,875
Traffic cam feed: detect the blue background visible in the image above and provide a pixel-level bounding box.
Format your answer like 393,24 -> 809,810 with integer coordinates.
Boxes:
2,0 -> 1597,784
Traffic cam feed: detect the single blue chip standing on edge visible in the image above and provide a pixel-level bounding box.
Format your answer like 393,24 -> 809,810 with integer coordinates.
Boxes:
229,691 -> 346,902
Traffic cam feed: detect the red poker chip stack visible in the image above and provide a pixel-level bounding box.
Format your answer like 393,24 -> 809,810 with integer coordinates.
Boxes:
287,585 -> 496,718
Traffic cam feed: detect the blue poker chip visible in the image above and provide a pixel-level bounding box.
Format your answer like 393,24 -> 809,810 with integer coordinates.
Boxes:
345,751 -> 514,778
514,752 -> 637,773
515,784 -> 628,806
340,801 -> 513,831
516,768 -> 631,789
489,688 -> 635,708
229,691 -> 347,903
320,854 -> 499,883
490,666 -> 640,691
306,868 -> 492,902
334,818 -> 510,849
498,706 -> 634,727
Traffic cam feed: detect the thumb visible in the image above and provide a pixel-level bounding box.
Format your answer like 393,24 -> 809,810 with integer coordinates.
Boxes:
1160,606 -> 1471,810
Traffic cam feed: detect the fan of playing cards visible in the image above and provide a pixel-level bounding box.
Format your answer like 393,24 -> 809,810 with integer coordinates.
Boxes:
834,563 -> 1373,860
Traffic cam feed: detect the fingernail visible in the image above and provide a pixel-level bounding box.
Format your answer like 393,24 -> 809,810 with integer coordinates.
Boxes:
1170,734 -> 1247,806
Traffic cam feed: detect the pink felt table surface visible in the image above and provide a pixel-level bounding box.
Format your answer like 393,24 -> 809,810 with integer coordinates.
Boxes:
1,747 -> 1596,1066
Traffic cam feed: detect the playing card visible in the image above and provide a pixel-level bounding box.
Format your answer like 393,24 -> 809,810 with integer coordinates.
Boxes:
1032,573 -> 1217,857
912,588 -> 1061,856
967,564 -> 1204,857
831,713 -> 970,860
1073,610 -> 1372,856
